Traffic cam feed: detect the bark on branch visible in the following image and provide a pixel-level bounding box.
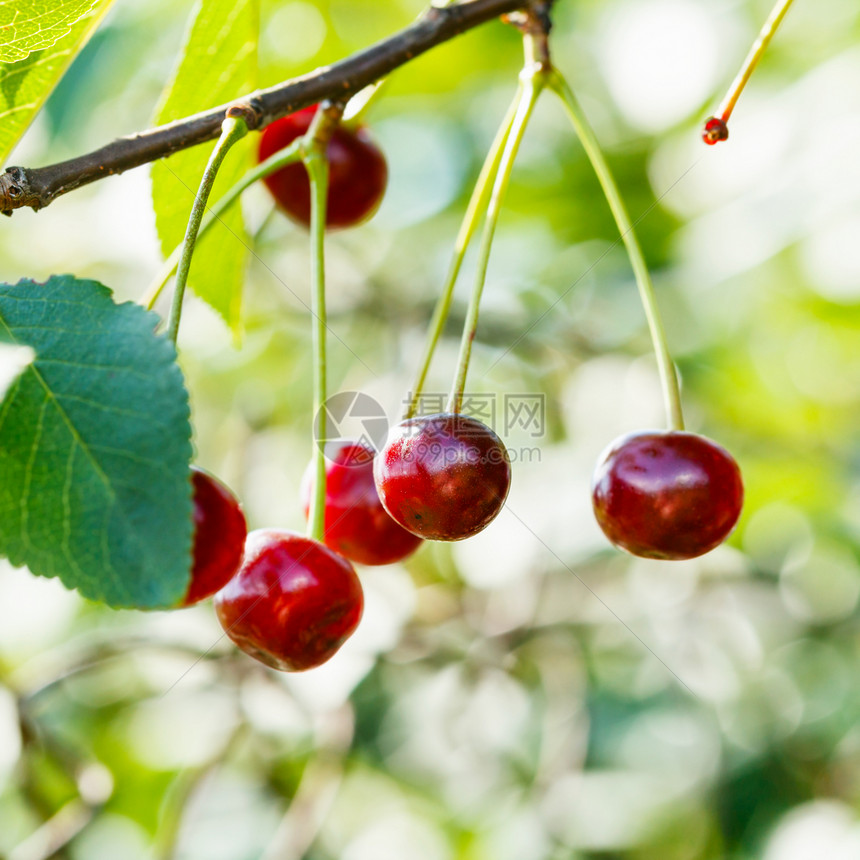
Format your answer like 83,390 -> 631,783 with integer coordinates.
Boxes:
0,0 -> 538,215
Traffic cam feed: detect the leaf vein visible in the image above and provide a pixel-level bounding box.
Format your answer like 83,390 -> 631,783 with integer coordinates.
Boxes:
20,395 -> 48,553
61,440 -> 86,583
55,393 -> 153,420
37,357 -> 154,379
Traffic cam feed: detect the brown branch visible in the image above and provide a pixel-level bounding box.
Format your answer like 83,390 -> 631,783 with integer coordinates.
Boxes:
0,0 -> 539,215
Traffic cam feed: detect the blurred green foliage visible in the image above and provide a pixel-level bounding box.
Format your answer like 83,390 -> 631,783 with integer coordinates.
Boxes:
3,0 -> 860,858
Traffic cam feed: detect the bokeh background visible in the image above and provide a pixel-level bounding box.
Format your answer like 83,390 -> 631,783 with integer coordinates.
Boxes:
3,0 -> 860,857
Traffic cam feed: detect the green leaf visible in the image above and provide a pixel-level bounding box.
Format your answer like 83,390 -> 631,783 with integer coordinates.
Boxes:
0,276 -> 193,609
0,0 -> 115,167
151,0 -> 259,334
0,0 -> 99,63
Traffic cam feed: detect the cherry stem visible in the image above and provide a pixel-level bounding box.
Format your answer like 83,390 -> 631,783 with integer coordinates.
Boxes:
144,138 -> 304,310
304,105 -> 341,543
404,83 -> 523,420
165,115 -> 249,344
715,0 -> 796,126
549,70 -> 684,432
447,68 -> 543,415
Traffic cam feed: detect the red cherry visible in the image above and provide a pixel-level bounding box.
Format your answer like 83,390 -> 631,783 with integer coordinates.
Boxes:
213,529 -> 363,671
181,467 -> 247,607
591,430 -> 743,560
301,441 -> 423,566
373,413 -> 511,541
702,116 -> 729,145
258,105 -> 387,229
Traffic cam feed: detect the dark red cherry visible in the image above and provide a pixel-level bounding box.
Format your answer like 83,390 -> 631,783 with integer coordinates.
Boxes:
301,441 -> 423,566
373,413 -> 511,541
591,430 -> 743,560
702,116 -> 729,145
258,105 -> 387,229
181,467 -> 247,607
213,529 -> 363,672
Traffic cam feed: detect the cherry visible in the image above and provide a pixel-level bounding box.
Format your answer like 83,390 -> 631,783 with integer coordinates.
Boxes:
702,116 -> 729,145
591,430 -> 743,560
301,441 -> 423,566
258,105 -> 387,229
213,529 -> 363,672
180,467 -> 247,607
373,413 -> 511,541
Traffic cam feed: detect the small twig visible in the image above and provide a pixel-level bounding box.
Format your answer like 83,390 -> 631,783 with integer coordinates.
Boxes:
14,635 -> 230,704
11,705 -> 114,860
0,0 -> 537,215
9,799 -> 94,860
261,704 -> 353,860
261,756 -> 344,860
153,722 -> 249,860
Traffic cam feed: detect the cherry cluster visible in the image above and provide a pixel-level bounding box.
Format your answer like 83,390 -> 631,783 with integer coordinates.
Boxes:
182,106 -> 744,675
176,110 -> 510,673
186,413 -> 512,672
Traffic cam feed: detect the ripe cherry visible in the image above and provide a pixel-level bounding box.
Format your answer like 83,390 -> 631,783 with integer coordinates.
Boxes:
181,467 -> 247,607
301,441 -> 423,566
702,116 -> 729,145
374,413 -> 511,541
591,430 -> 743,560
213,529 -> 363,672
258,105 -> 387,229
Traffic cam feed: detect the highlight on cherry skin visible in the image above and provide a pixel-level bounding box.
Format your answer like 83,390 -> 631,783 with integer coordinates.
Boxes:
213,528 -> 364,672
258,105 -> 388,229
180,466 -> 247,607
591,430 -> 744,561
373,413 -> 512,542
301,440 -> 423,566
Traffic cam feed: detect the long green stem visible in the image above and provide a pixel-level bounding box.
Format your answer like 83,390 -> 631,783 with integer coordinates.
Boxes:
447,75 -> 542,414
145,138 -> 303,310
549,70 -> 684,431
716,0 -> 796,124
165,116 -> 249,344
404,84 -> 523,419
305,147 -> 330,543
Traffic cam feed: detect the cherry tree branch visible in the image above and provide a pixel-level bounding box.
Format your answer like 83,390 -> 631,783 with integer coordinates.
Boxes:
0,0 -> 548,215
